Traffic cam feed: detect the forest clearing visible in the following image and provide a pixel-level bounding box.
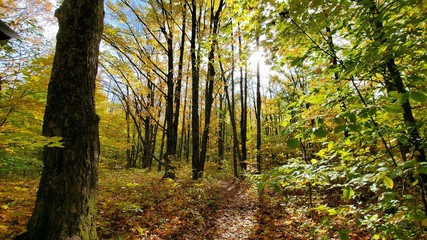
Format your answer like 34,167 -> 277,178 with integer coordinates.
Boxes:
1,0 -> 427,239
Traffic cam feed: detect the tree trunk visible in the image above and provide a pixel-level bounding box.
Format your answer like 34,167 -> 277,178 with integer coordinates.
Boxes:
219,40 -> 241,178
158,118 -> 166,172
365,0 -> 427,174
173,2 -> 187,161
238,24 -> 247,172
179,76 -> 189,160
362,0 -> 427,212
162,18 -> 176,179
17,0 -> 103,239
190,0 -> 201,180
218,93 -> 225,169
126,86 -> 133,168
142,116 -> 151,168
255,35 -> 262,173
199,0 -> 225,177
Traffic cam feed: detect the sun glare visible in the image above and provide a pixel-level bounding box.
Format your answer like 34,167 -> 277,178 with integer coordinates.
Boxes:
249,50 -> 271,80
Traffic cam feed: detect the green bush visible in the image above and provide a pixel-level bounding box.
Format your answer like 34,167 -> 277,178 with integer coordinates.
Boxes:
0,155 -> 43,177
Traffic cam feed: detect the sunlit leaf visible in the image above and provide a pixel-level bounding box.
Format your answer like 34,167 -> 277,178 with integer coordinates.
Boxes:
383,176 -> 394,189
327,208 -> 337,215
343,187 -> 354,200
411,92 -> 427,102
384,105 -> 403,113
397,92 -> 410,104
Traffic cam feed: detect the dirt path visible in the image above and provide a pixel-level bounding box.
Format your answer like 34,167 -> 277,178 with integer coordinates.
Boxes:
208,180 -> 258,239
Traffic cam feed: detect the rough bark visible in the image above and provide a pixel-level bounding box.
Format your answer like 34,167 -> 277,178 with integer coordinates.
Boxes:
16,0 -> 104,239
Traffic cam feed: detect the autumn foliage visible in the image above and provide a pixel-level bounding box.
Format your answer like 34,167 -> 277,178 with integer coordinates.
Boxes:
1,0 -> 427,239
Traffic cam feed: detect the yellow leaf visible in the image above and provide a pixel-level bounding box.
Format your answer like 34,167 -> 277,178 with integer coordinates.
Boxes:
23,119 -> 31,128
327,208 -> 337,215
31,75 -> 41,82
14,186 -> 28,192
383,176 -> 394,189
0,224 -> 8,234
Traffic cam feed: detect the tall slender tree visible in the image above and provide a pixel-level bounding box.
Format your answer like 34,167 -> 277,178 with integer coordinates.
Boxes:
238,23 -> 247,172
199,0 -> 225,177
190,0 -> 201,179
255,35 -> 262,173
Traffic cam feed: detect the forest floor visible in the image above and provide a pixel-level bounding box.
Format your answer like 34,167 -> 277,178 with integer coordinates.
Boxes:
0,163 -> 371,239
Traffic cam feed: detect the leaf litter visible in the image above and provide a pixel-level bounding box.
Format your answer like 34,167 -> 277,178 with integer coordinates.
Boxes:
1,165 -> 371,239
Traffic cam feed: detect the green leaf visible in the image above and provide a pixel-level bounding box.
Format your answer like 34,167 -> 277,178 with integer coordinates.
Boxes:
327,208 -> 337,215
378,45 -> 387,54
339,229 -> 351,240
333,117 -> 346,125
334,125 -> 346,133
384,105 -> 403,114
287,138 -> 300,149
413,213 -> 427,221
419,166 -> 427,175
313,128 -> 329,137
343,187 -> 354,200
383,176 -> 394,189
397,92 -> 410,104
411,92 -> 427,102
367,107 -> 377,116
348,124 -> 360,131
48,142 -> 65,148
348,112 -> 356,123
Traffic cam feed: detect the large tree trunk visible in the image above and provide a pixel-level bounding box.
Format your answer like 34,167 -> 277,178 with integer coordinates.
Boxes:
17,0 -> 104,239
